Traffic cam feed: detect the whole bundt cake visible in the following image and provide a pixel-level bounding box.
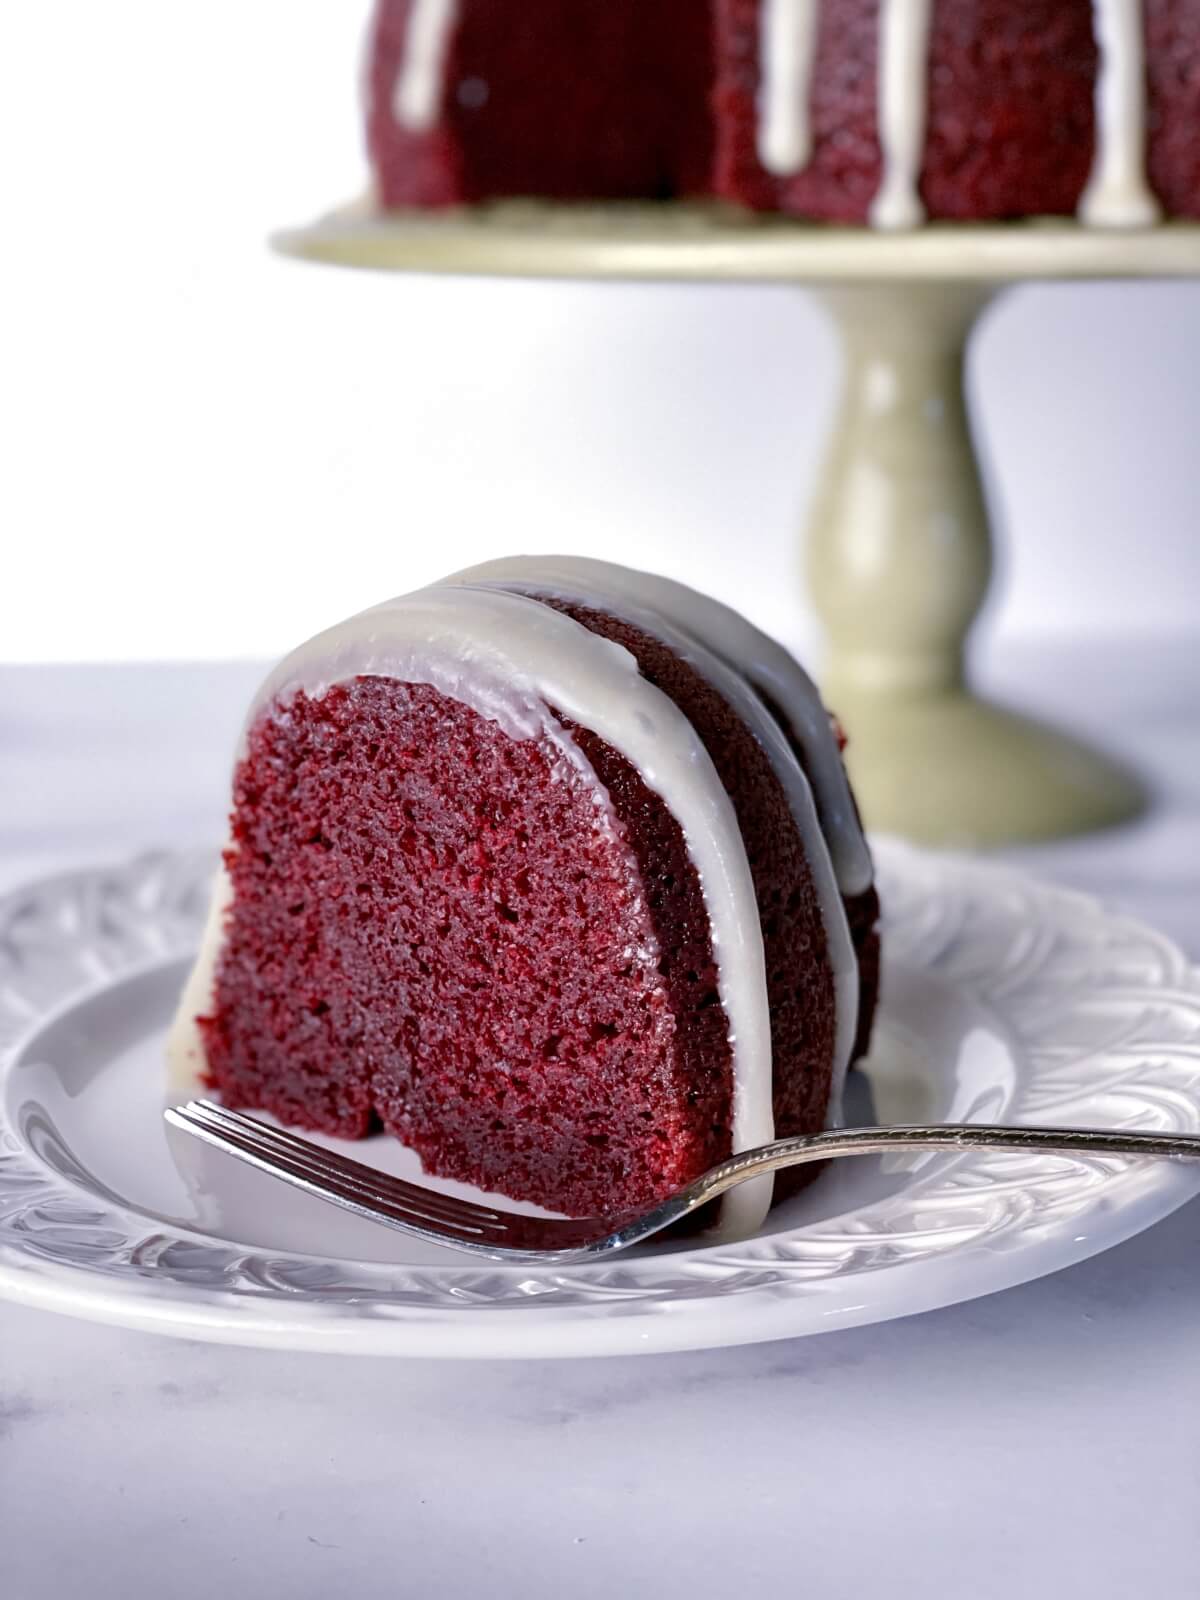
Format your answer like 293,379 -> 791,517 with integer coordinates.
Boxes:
365,0 -> 1200,227
168,558 -> 879,1239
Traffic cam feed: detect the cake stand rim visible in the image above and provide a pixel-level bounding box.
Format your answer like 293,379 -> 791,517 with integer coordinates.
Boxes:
272,200 -> 1200,284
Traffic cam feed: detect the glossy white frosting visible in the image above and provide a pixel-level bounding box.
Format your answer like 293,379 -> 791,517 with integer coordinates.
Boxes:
1081,0 -> 1160,227
868,0 -> 934,230
169,580 -> 795,1237
391,0 -> 457,132
757,0 -> 820,178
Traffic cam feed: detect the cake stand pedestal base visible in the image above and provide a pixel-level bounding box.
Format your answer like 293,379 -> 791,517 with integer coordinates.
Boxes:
806,281 -> 1144,846
831,688 -> 1144,850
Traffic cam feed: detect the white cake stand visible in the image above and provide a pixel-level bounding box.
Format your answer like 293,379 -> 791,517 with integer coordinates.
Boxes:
275,204 -> 1200,847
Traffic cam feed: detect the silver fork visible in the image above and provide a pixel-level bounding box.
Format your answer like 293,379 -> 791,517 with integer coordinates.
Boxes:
165,1098 -> 1200,1264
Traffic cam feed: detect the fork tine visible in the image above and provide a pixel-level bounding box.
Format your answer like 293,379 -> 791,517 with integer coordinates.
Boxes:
169,1108 -> 500,1244
188,1099 -> 510,1231
168,1103 -> 510,1244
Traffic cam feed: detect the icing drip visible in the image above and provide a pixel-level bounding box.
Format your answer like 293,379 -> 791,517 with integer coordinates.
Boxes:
169,584 -> 780,1238
869,0 -> 934,230
391,0 -> 457,132
757,0 -> 821,178
1080,0 -> 1160,228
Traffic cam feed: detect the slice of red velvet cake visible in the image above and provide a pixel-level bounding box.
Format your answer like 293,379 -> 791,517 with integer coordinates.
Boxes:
168,558 -> 879,1239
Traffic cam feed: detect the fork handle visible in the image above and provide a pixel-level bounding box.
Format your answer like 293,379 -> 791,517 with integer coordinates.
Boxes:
594,1120 -> 1200,1256
707,1123 -> 1200,1196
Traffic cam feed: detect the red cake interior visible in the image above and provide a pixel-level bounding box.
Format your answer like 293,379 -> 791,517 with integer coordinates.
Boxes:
200,605 -> 858,1220
202,676 -> 733,1218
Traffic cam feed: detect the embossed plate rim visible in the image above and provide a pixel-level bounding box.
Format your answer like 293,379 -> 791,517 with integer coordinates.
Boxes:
1,841 -> 1199,1358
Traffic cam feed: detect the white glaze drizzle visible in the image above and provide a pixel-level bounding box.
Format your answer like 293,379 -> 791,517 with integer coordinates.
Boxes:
757,0 -> 821,177
168,584 -> 779,1238
1081,0 -> 1160,227
449,560 -> 861,1134
869,0 -> 934,230
452,556 -> 873,898
391,0 -> 457,132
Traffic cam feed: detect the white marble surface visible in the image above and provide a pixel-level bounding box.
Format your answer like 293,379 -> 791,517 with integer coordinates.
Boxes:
2,638 -> 1199,1598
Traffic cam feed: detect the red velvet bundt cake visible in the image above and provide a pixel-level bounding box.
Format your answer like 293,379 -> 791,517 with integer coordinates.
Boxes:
168,558 -> 879,1238
365,0 -> 1199,227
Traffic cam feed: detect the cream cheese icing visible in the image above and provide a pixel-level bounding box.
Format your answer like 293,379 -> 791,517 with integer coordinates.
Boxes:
391,0 -> 457,132
1081,0 -> 1160,227
757,0 -> 821,178
451,556 -> 873,898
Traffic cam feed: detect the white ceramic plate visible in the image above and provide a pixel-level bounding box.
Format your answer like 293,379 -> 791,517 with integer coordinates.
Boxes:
1,842 -> 1198,1359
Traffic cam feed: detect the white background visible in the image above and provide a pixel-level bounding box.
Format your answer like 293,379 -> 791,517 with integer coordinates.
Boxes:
2,0 -> 1199,665
3,14 -> 1200,1595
